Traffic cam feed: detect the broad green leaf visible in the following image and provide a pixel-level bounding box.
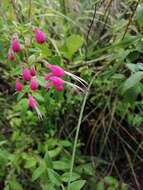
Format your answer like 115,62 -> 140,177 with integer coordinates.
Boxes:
69,180 -> 86,190
136,4 -> 143,26
33,91 -> 44,102
97,181 -> 104,190
28,54 -> 36,64
123,71 -> 143,92
60,140 -> 72,147
104,176 -> 118,186
0,140 -> 7,146
48,146 -> 62,158
61,172 -> 80,182
25,157 -> 37,168
9,176 -> 23,190
11,67 -> 21,76
16,98 -> 28,111
42,184 -> 56,190
63,34 -> 84,59
126,63 -> 140,72
44,152 -> 53,168
37,76 -> 45,87
47,169 -> 61,186
32,163 -> 46,181
53,160 -> 70,170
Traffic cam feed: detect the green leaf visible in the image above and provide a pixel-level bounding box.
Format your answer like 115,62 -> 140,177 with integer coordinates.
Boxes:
61,172 -> 80,182
9,176 -> 23,190
32,163 -> 46,181
96,181 -> 105,190
16,98 -> 28,111
11,67 -> 21,76
63,35 -> 84,59
44,152 -> 53,168
60,140 -> 72,147
48,146 -> 62,158
42,184 -> 56,190
53,160 -> 70,170
25,157 -> 37,169
136,4 -> 143,26
33,91 -> 44,102
37,76 -> 45,87
28,54 -> 36,64
126,63 -> 140,72
104,176 -> 118,186
0,140 -> 7,146
123,71 -> 143,92
69,180 -> 86,190
48,169 -> 61,186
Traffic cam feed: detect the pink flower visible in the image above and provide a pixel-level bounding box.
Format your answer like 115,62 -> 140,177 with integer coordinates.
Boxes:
34,28 -> 46,44
30,66 -> 36,76
30,79 -> 38,91
45,72 -> 53,80
50,76 -> 64,87
55,85 -> 64,91
28,95 -> 43,119
15,79 -> 23,92
8,50 -> 14,61
11,37 -> 21,52
48,64 -> 65,77
28,95 -> 37,108
22,68 -> 31,81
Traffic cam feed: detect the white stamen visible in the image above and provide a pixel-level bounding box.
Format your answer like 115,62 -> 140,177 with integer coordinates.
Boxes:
65,71 -> 88,88
65,81 -> 85,93
35,106 -> 43,120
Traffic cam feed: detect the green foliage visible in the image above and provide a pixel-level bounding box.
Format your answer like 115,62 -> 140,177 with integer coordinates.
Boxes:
1,0 -> 143,189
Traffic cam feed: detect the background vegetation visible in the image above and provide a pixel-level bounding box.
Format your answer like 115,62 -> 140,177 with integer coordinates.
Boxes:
0,0 -> 143,189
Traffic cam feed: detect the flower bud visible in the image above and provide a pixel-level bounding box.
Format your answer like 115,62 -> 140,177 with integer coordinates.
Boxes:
8,50 -> 14,61
30,79 -> 38,91
22,68 -> 31,81
34,28 -> 46,44
28,95 -> 37,108
30,66 -> 36,76
50,76 -> 64,87
12,37 -> 21,52
15,79 -> 23,92
48,64 -> 65,77
45,72 -> 53,80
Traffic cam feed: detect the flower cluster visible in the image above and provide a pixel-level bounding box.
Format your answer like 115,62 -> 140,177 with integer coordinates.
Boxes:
10,28 -> 87,119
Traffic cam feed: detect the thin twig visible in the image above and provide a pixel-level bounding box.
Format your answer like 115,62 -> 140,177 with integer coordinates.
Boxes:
85,1 -> 98,61
122,0 -> 140,40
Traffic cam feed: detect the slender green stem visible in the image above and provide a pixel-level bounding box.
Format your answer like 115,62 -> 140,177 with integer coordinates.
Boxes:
28,0 -> 32,20
67,75 -> 96,190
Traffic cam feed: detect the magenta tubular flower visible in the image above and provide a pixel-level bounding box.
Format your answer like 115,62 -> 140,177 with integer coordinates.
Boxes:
50,76 -> 64,87
15,79 -> 23,92
30,66 -> 36,76
30,79 -> 38,91
48,64 -> 65,77
28,95 -> 43,119
11,37 -> 21,52
34,28 -> 46,44
8,50 -> 14,61
45,72 -> 53,80
28,95 -> 37,108
22,68 -> 31,81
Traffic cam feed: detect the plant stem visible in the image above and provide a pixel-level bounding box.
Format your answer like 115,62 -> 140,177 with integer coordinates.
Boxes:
28,0 -> 32,20
67,75 -> 95,190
